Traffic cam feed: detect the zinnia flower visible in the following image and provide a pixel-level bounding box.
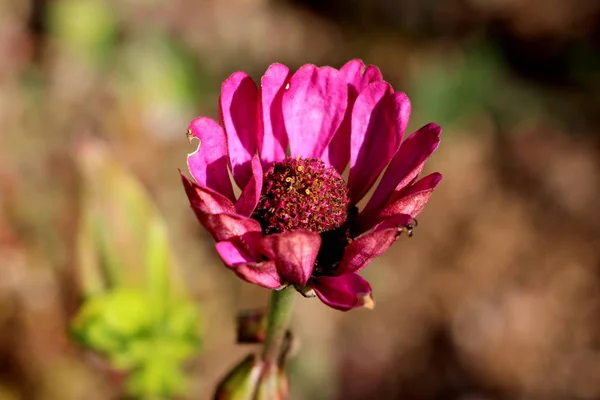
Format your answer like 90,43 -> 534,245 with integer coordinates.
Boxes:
181,60 -> 441,311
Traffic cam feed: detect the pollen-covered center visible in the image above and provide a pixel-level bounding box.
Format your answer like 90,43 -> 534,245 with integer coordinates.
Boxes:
252,157 -> 350,235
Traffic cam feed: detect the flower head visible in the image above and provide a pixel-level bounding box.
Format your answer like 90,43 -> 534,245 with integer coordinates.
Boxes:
181,60 -> 441,311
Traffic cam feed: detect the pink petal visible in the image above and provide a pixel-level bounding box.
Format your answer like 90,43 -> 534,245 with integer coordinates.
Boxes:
181,172 -> 235,215
215,240 -> 283,289
372,213 -> 416,231
235,156 -> 263,217
339,59 -> 383,96
259,63 -> 291,165
334,216 -> 412,275
378,172 -> 442,218
322,61 -> 384,173
311,273 -> 374,311
282,64 -> 348,159
186,117 -> 235,201
260,230 -> 321,286
220,72 -> 260,189
348,83 -> 410,203
202,213 -> 263,242
362,123 -> 441,218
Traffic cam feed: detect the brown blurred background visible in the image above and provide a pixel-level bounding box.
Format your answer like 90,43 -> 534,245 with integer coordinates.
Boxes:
2,0 -> 600,399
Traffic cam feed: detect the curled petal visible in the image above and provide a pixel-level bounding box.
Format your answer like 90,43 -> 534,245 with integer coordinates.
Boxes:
181,172 -> 235,215
363,123 -> 441,218
283,65 -> 348,159
187,117 -> 235,201
220,72 -> 260,189
235,155 -> 263,217
348,84 -> 410,203
334,216 -> 412,275
260,230 -> 321,286
260,63 -> 291,165
311,273 -> 374,311
216,240 -> 283,289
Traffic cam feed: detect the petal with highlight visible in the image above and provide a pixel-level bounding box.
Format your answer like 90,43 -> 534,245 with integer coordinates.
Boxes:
260,230 -> 321,286
322,60 -> 384,173
312,273 -> 374,311
235,156 -> 263,217
259,63 -> 291,165
348,83 -> 406,203
283,65 -> 348,159
186,117 -> 235,201
220,72 -> 260,189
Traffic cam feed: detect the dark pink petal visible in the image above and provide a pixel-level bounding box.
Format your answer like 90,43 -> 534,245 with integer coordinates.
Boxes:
334,215 -> 412,275
220,72 -> 260,189
362,123 -> 441,218
235,156 -> 263,217
259,63 -> 291,165
181,172 -> 235,215
202,213 -> 263,242
260,230 -> 321,286
322,61 -> 384,173
283,65 -> 348,159
348,83 -> 409,203
215,240 -> 283,289
186,117 -> 235,201
311,273 -> 374,311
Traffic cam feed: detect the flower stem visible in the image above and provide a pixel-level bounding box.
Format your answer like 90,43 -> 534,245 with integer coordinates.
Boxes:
261,286 -> 295,365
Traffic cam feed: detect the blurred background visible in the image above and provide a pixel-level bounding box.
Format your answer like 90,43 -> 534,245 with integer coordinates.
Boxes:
2,0 -> 600,399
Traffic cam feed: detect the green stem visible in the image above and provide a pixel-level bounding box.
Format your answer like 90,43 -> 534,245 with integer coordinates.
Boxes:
261,286 -> 296,365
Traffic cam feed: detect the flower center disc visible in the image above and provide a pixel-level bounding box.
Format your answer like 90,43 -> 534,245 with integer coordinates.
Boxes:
253,157 -> 350,235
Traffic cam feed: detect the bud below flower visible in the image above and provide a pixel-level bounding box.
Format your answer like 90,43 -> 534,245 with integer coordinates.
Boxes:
213,354 -> 289,400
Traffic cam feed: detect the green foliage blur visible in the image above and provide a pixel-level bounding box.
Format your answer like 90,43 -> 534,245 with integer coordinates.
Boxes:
70,139 -> 202,399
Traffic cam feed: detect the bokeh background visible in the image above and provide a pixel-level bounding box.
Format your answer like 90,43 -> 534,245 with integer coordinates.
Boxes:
2,0 -> 600,399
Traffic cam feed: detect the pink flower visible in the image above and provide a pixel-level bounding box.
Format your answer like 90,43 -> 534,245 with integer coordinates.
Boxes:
181,60 -> 441,311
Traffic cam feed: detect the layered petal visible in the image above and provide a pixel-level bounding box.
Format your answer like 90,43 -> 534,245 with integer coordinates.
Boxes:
259,63 -> 291,165
216,239 -> 283,289
311,273 -> 374,311
348,84 -> 410,203
235,156 -> 263,217
283,65 -> 348,159
260,231 -> 321,286
322,60 -> 384,173
220,72 -> 260,189
362,123 -> 441,218
186,117 -> 235,201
